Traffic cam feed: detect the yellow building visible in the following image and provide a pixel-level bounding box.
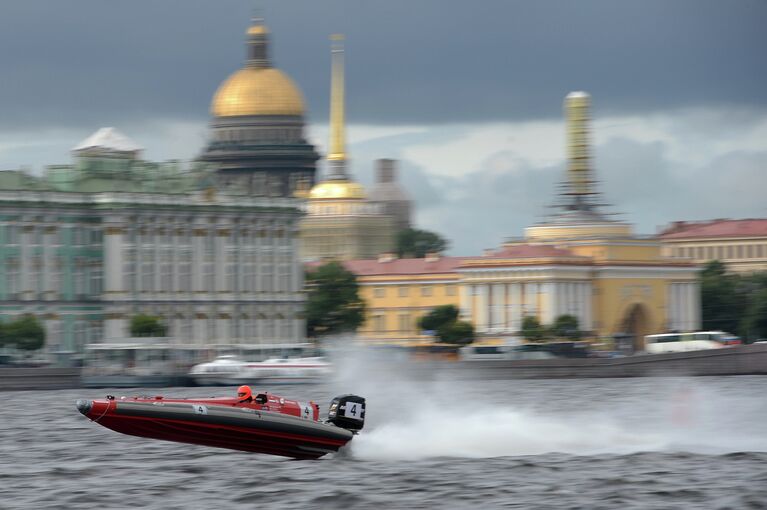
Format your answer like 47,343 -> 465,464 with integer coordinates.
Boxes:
342,92 -> 700,351
299,35 -> 395,261
658,219 -> 767,273
343,254 -> 463,343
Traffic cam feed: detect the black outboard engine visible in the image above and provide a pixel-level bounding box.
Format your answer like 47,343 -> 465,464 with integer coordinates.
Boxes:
327,394 -> 366,432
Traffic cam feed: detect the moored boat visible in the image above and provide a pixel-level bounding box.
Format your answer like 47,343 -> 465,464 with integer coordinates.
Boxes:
188,356 -> 332,386
187,355 -> 248,386
75,391 -> 365,460
238,357 -> 332,384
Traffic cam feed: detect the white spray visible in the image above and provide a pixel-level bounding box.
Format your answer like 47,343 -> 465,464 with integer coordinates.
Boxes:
325,342 -> 767,461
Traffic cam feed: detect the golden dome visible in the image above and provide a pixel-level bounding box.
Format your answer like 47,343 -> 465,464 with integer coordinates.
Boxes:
247,24 -> 269,36
308,180 -> 367,200
211,67 -> 305,117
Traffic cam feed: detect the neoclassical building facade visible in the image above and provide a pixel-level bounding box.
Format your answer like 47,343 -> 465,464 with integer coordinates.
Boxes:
340,92 -> 700,350
0,18 -> 313,354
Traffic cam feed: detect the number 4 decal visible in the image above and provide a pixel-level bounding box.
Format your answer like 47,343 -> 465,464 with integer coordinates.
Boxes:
193,404 -> 208,415
345,403 -> 362,419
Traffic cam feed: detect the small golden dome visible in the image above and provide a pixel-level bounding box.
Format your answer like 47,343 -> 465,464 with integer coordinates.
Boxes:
247,24 -> 269,36
308,180 -> 367,200
211,68 -> 305,117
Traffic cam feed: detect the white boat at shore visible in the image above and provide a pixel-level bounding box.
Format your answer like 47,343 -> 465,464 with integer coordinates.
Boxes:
189,356 -> 332,386
187,355 -> 248,386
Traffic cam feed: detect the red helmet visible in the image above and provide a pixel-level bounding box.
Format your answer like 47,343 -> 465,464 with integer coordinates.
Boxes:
237,385 -> 252,402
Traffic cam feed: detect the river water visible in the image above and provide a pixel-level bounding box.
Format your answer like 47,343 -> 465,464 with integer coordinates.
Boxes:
2,366 -> 767,509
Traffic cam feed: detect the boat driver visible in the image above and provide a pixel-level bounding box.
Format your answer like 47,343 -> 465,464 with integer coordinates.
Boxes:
237,385 -> 253,403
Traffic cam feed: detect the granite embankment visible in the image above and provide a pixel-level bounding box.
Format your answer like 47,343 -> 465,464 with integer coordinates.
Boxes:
2,344 -> 767,390
444,343 -> 767,379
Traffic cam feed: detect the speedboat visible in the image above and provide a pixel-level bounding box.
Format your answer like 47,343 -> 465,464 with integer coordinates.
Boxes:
75,392 -> 365,460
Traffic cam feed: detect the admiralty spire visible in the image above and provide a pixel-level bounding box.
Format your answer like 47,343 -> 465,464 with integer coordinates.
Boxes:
299,35 -> 396,261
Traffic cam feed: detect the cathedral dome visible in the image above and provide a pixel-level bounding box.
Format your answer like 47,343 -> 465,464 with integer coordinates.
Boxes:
211,67 -> 305,117
308,180 -> 367,200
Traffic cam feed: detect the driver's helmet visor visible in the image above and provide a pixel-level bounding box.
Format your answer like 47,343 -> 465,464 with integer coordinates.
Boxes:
238,392 -> 247,397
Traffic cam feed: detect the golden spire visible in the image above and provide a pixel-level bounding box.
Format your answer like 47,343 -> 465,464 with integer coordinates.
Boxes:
564,91 -> 592,198
327,34 -> 346,165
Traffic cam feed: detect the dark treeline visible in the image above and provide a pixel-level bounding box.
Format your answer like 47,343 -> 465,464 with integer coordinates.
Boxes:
700,261 -> 767,341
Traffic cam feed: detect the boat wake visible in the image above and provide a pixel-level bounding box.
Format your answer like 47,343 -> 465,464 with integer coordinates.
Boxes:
327,344 -> 767,461
350,404 -> 666,461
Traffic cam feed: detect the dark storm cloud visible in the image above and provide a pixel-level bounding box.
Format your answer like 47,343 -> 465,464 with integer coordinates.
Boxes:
1,0 -> 765,131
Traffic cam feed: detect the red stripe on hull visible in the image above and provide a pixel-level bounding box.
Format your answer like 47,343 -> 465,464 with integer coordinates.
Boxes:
95,414 -> 349,460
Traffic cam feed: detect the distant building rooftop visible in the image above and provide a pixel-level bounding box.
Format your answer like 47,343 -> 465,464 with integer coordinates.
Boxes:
307,255 -> 465,276
478,244 -> 581,259
72,127 -> 143,154
658,219 -> 767,239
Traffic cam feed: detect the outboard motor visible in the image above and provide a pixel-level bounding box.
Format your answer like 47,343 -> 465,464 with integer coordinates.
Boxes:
327,394 -> 366,432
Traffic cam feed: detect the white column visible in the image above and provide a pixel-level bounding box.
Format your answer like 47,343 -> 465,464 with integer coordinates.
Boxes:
218,315 -> 229,342
459,282 -> 472,320
582,283 -> 593,332
192,228 -> 204,293
20,227 -> 30,295
476,284 -> 489,333
215,228 -> 226,292
42,228 -> 54,296
669,283 -> 675,330
103,227 -> 124,294
692,281 -> 701,330
509,282 -> 522,332
669,283 -> 678,331
291,225 -> 302,294
491,283 -> 505,332
550,282 -> 560,318
686,283 -> 696,331
541,282 -> 555,325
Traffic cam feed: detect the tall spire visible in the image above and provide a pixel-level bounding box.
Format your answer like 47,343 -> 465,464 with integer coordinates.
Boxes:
246,17 -> 271,68
564,91 -> 593,208
326,34 -> 348,180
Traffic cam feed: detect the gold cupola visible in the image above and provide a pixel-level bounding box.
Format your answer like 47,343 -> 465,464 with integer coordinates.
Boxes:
211,18 -> 305,117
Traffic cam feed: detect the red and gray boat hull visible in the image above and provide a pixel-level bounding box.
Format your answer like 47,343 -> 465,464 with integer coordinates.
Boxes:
76,398 -> 353,460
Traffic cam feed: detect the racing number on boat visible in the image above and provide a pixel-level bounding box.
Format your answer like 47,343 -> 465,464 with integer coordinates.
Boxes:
296,402 -> 312,419
193,404 -> 208,415
344,403 -> 362,419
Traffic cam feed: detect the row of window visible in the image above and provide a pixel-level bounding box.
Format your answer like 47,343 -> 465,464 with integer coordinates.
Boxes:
0,225 -> 102,246
126,231 -> 293,248
372,285 -> 458,299
173,317 -> 296,342
670,243 -> 767,260
121,261 -> 294,294
2,257 -> 102,298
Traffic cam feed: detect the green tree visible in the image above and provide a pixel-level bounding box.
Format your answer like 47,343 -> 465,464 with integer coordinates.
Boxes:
551,314 -> 581,339
437,320 -> 475,345
742,288 -> 767,340
417,305 -> 459,332
700,260 -> 741,334
521,315 -> 545,341
129,314 -> 168,337
305,261 -> 366,337
3,315 -> 45,351
396,228 -> 449,258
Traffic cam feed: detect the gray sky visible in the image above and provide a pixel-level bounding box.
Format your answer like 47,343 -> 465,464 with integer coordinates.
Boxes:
1,0 -> 766,254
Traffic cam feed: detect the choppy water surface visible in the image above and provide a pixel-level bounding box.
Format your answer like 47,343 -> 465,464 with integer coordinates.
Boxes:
2,369 -> 767,509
